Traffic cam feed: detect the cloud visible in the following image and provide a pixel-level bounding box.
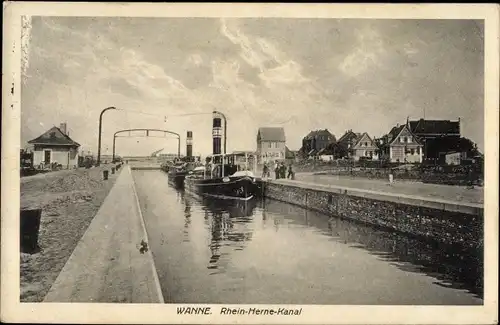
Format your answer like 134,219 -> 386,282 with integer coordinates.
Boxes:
339,27 -> 385,77
21,18 -> 485,154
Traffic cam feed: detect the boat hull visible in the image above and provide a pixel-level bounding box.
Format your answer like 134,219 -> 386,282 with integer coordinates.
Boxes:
184,176 -> 263,201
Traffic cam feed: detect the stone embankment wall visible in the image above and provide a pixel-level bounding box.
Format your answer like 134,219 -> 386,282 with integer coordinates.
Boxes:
263,181 -> 483,248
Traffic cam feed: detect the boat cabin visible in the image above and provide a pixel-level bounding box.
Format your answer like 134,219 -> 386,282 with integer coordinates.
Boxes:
203,153 -> 256,179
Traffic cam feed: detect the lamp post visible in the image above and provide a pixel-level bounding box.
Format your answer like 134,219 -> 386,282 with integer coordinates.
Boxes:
97,106 -> 117,166
213,110 -> 227,154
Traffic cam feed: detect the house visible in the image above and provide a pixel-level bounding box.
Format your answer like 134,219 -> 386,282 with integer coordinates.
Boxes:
336,130 -> 362,159
256,127 -> 286,164
301,129 -> 336,157
350,132 -> 379,161
378,123 -> 423,163
408,118 -> 461,160
28,123 -> 80,169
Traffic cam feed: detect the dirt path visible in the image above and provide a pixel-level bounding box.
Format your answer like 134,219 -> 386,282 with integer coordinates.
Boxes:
20,165 -> 121,302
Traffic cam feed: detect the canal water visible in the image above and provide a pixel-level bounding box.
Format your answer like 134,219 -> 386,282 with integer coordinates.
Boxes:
132,170 -> 482,305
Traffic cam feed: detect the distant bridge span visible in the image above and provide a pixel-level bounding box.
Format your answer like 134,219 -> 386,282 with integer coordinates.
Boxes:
112,128 -> 180,161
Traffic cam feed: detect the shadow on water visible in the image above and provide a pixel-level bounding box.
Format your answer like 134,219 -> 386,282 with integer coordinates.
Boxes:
260,198 -> 483,300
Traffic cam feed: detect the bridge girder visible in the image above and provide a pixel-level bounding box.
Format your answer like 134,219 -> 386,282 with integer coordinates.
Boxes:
113,128 -> 181,161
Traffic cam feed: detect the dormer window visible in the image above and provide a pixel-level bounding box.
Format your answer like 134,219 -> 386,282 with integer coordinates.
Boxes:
50,132 -> 56,139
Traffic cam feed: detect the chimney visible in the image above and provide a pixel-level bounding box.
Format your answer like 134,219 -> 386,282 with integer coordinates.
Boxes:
60,123 -> 67,135
186,131 -> 193,158
212,113 -> 222,156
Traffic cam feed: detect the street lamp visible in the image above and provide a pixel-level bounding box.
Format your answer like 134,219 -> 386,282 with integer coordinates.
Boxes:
97,106 -> 117,166
213,110 -> 227,154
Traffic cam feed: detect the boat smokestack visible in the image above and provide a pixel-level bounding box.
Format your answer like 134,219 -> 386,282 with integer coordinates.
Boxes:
212,113 -> 222,156
186,131 -> 193,158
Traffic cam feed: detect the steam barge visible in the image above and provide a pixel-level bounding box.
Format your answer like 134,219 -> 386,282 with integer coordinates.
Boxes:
184,153 -> 263,201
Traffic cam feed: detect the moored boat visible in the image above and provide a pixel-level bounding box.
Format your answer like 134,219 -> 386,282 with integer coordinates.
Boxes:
184,153 -> 263,201
167,162 -> 188,188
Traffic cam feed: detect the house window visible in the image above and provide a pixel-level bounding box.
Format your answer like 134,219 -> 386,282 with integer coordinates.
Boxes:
268,142 -> 272,149
408,137 -> 412,143
410,148 -> 415,155
400,137 -> 405,143
365,142 -> 368,147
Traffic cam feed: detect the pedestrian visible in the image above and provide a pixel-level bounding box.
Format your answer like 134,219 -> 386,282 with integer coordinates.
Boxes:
287,163 -> 295,180
280,162 -> 286,179
274,160 -> 279,179
262,163 -> 269,179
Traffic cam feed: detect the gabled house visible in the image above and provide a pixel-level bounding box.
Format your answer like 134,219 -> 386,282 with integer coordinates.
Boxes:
351,132 -> 379,161
336,130 -> 362,159
28,123 -> 80,169
256,127 -> 286,164
301,129 -> 336,156
378,123 -> 423,163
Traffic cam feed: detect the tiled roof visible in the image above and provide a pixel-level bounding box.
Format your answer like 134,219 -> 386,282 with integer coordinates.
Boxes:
28,126 -> 80,146
258,127 -> 286,142
409,119 -> 460,135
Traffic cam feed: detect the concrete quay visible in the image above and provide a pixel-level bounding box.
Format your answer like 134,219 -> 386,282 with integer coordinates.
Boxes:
263,178 -> 483,248
43,166 -> 163,303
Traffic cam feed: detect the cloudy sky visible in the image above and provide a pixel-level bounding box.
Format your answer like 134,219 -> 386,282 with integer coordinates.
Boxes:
21,17 -> 484,156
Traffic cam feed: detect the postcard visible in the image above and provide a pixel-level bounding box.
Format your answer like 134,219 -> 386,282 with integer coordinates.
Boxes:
2,2 -> 498,324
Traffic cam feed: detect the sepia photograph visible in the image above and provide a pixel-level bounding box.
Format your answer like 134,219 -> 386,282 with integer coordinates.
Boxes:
2,2 -> 498,324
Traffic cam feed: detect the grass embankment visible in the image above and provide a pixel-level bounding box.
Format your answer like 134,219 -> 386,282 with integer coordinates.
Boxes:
20,165 -> 120,302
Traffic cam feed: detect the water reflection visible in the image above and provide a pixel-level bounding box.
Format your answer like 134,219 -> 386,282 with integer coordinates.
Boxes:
182,192 -> 257,274
262,198 -> 483,299
134,170 -> 482,304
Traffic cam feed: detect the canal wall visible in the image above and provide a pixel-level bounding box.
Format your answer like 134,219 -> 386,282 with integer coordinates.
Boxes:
263,180 -> 483,248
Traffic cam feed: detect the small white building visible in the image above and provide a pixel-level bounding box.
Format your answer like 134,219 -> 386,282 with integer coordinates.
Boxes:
28,123 -> 80,169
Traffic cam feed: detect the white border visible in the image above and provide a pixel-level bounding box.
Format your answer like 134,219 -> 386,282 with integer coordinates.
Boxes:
2,2 -> 498,324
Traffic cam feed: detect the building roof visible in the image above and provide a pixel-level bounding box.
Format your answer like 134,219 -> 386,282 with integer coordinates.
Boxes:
383,124 -> 422,146
28,126 -> 80,147
303,129 -> 336,141
353,132 -> 376,147
285,146 -> 295,158
409,119 -> 460,135
337,130 -> 361,145
257,127 -> 286,142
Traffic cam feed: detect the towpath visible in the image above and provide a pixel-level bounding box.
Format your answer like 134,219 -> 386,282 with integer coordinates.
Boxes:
43,166 -> 163,303
289,173 -> 483,205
